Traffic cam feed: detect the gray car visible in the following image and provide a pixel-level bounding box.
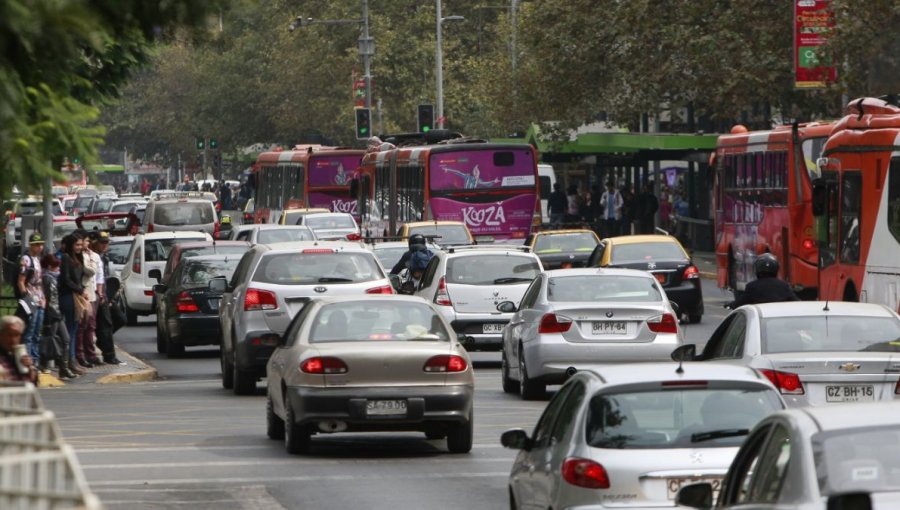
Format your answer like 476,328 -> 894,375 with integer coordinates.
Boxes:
502,362 -> 784,510
678,401 -> 900,509
296,212 -> 360,240
216,241 -> 394,395
143,195 -> 219,236
265,295 -> 474,455
684,301 -> 900,407
500,268 -> 684,399
229,224 -> 316,244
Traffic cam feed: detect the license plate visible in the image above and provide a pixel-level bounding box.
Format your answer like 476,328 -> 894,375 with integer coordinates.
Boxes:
483,323 -> 504,333
592,321 -> 627,335
653,273 -> 666,284
366,400 -> 407,416
826,384 -> 875,402
666,477 -> 722,501
209,298 -> 220,311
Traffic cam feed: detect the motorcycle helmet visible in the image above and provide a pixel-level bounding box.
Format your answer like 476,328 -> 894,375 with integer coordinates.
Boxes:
408,233 -> 427,250
754,253 -> 779,278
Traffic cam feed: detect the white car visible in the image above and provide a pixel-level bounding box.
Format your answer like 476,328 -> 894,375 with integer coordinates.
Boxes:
106,236 -> 134,281
120,231 -> 212,325
296,212 -> 360,241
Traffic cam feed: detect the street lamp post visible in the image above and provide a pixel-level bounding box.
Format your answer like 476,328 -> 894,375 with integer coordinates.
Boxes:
435,0 -> 463,130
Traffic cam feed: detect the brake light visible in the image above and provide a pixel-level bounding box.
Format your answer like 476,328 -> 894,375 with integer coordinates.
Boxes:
366,285 -> 394,294
346,232 -> 362,241
423,355 -> 468,373
434,277 -> 452,306
662,380 -> 708,387
758,369 -> 804,394
802,238 -> 815,250
300,357 -> 348,374
647,313 -> 678,334
175,291 -> 200,313
244,288 -> 278,311
143,290 -> 154,296
302,249 -> 335,254
132,255 -> 141,274
562,457 -> 610,489
539,313 -> 573,334
683,265 -> 700,280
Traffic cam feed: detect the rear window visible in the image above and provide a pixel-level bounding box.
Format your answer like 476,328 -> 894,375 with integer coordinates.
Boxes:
107,241 -> 133,264
408,225 -> 471,245
586,387 -> 782,450
153,202 -> 214,225
534,232 -> 598,254
611,241 -> 687,264
309,301 -> 450,343
762,315 -> 900,353
180,259 -> 240,286
93,199 -> 114,213
814,426 -> 900,495
52,222 -> 78,241
256,228 -> 315,244
305,215 -> 356,230
549,275 -> 662,302
252,251 -> 383,285
111,202 -> 140,213
447,255 -> 540,285
17,202 -> 63,216
373,247 -> 408,269
143,237 -> 206,262
179,245 -> 249,259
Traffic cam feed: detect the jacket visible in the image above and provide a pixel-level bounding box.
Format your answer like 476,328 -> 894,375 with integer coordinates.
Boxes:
59,253 -> 84,295
727,277 -> 800,308
599,190 -> 624,221
41,271 -> 62,321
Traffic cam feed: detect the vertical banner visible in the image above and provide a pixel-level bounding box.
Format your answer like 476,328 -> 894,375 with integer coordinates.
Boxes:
794,0 -> 836,89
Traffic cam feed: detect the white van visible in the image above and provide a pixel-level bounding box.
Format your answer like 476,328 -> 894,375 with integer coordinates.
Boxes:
538,164 -> 557,224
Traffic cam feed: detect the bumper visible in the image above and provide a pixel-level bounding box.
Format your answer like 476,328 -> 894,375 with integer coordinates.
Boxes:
168,315 -> 222,346
441,309 -> 511,351
664,281 -> 703,314
235,330 -> 278,374
286,384 -> 474,430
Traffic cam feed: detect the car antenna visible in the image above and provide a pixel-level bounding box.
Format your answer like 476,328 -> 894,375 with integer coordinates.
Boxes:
823,300 -> 830,312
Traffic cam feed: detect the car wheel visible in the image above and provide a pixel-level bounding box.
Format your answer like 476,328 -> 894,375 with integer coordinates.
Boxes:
126,307 -> 138,327
689,313 -> 702,324
221,346 -> 234,390
519,353 -> 545,401
155,319 -> 167,354
233,362 -> 256,396
266,393 -> 285,440
501,349 -> 520,394
284,399 -> 310,455
446,410 -> 473,454
509,488 -> 518,510
166,335 -> 185,358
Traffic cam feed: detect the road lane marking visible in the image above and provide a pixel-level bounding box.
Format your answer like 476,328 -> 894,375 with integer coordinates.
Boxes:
89,471 -> 511,487
83,457 -> 513,469
75,443 -> 509,454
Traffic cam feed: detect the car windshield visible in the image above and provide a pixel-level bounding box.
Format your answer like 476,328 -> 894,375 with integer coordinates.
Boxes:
51,222 -> 78,241
586,387 -> 782,449
373,247 -> 408,269
180,259 -> 240,286
18,202 -> 64,216
305,215 -> 355,229
762,315 -> 900,353
534,232 -> 598,253
611,241 -> 687,264
93,199 -> 114,213
144,238 -> 206,262
178,245 -> 249,263
111,202 -> 140,213
814,426 -> 900,495
256,228 -> 315,244
408,225 -> 470,245
252,252 -> 383,284
284,211 -> 324,225
309,301 -> 449,343
73,197 -> 93,210
153,203 -> 214,225
548,275 -> 662,302
446,255 -> 540,285
107,241 -> 133,264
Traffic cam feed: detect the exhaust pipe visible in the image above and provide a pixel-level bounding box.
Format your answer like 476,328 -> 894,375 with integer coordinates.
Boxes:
318,420 -> 348,433
565,366 -> 578,377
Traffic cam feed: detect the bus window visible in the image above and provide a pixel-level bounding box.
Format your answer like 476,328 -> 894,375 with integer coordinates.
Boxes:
840,172 -> 861,264
889,158 -> 900,245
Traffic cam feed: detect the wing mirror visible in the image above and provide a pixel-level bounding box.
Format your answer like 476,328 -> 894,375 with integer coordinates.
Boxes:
496,301 -> 517,313
208,276 -> 227,293
148,269 -> 162,282
671,344 -> 697,363
388,274 -> 402,292
675,482 -> 713,509
500,429 -> 533,451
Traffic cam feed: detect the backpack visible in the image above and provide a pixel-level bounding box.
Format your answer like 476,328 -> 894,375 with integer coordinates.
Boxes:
407,249 -> 434,272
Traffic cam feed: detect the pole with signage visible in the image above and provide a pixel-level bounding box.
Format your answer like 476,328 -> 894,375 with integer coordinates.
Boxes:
793,0 -> 836,89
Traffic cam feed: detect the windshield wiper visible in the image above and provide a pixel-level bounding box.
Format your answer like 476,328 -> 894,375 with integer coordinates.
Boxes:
317,277 -> 353,283
494,277 -> 534,284
691,428 -> 749,443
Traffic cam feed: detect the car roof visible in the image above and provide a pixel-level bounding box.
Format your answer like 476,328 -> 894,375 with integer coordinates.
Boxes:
442,245 -> 535,256
578,361 -> 772,387
746,301 -> 896,319
180,254 -> 239,263
283,208 -> 329,214
303,212 -> 354,219
605,234 -> 682,246
261,240 -> 369,253
406,220 -> 468,228
779,402 -> 900,432
175,240 -> 249,249
543,267 -> 657,279
534,229 -> 596,236
138,231 -> 212,240
309,295 -> 433,306
252,224 -> 313,231
109,236 -> 135,243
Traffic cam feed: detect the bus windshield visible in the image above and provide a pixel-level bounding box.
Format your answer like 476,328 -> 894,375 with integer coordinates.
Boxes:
429,149 -> 535,192
308,155 -> 361,188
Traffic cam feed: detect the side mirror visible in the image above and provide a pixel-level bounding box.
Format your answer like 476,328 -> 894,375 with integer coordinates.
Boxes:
389,274 -> 402,291
812,178 -> 827,216
827,492 -> 872,510
148,269 -> 162,282
675,482 -> 713,509
496,301 -> 517,313
208,277 -> 227,293
500,429 -> 533,451
671,344 -> 697,363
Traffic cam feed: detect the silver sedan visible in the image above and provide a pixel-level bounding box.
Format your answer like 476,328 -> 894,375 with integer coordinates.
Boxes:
265,295 -> 475,455
499,268 -> 683,400
685,301 -> 900,407
677,401 -> 900,509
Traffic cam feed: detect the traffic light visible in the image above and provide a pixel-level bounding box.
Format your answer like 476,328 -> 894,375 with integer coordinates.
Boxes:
196,137 -> 205,150
355,108 -> 371,140
209,138 -> 219,150
417,104 -> 434,132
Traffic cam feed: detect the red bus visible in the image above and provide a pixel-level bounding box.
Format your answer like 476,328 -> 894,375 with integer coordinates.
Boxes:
252,146 -> 365,223
59,166 -> 88,191
812,97 -> 900,308
352,139 -> 541,241
713,121 -> 834,299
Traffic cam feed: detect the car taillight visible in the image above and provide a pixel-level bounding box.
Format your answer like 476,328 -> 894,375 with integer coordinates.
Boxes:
132,259 -> 141,274
346,232 -> 362,241
423,355 -> 468,373
802,238 -> 815,250
143,290 -> 154,296
301,357 -> 348,374
539,313 -> 573,334
759,369 -> 804,395
244,288 -> 278,311
434,277 -> 452,306
176,291 -> 200,313
647,313 -> 678,334
683,265 -> 700,280
302,249 -> 335,254
366,285 -> 394,294
214,222 -> 220,239
562,457 -> 610,489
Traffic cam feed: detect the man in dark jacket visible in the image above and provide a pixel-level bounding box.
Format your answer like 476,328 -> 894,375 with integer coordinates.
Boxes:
726,254 -> 799,308
636,183 -> 659,234
547,182 -> 567,229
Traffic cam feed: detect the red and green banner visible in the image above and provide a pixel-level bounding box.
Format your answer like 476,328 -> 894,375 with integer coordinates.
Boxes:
794,0 -> 836,89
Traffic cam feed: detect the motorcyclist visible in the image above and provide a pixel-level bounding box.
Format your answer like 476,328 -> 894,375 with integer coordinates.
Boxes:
391,234 -> 430,276
218,215 -> 233,240
391,234 -> 433,294
726,253 -> 799,309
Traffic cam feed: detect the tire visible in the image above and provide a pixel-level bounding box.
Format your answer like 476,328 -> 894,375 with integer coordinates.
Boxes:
221,347 -> 234,390
501,350 -> 520,394
266,393 -> 285,440
233,362 -> 256,395
446,411 -> 473,454
689,313 -> 702,324
284,399 -> 311,455
126,307 -> 139,327
156,319 -> 167,354
166,335 -> 185,358
519,353 -> 545,401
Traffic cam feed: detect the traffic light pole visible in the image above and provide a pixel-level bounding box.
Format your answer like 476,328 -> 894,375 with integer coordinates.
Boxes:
435,0 -> 444,129
362,0 -> 372,110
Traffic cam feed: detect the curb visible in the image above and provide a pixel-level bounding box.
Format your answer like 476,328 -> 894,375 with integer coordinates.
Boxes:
39,373 -> 65,388
699,271 -> 716,280
96,349 -> 157,385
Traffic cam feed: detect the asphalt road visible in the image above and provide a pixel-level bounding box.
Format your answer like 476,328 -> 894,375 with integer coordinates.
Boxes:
41,278 -> 732,509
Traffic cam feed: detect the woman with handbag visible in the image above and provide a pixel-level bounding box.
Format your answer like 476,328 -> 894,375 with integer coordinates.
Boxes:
59,234 -> 87,374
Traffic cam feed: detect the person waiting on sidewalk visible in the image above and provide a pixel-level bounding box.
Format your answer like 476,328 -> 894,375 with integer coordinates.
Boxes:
17,233 -> 46,369
40,255 -> 77,379
91,231 -> 124,365
59,233 -> 87,374
636,183 -> 659,234
548,182 -> 567,229
565,185 -> 582,224
599,181 -> 623,238
620,185 -> 636,236
0,316 -> 38,384
76,230 -> 103,368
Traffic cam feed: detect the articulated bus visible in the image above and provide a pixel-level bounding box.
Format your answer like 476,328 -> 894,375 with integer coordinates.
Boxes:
713,121 -> 834,298
352,138 -> 540,241
812,97 -> 900,310
252,146 -> 365,223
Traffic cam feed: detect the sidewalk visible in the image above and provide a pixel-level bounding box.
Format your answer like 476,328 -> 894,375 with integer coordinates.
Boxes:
38,347 -> 157,388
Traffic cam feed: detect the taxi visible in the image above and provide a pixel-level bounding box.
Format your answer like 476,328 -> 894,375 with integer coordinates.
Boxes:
278,207 -> 330,225
397,220 -> 474,246
524,229 -> 599,269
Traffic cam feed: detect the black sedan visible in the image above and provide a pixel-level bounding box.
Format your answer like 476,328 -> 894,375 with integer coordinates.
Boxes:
154,254 -> 240,357
525,229 -> 600,269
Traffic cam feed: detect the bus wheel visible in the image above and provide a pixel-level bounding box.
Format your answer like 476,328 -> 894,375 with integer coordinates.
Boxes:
843,283 -> 859,303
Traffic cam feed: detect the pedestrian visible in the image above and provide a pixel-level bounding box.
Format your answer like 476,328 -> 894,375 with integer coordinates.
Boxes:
91,232 -> 124,365
0,316 -> 38,384
221,182 -> 234,210
177,176 -> 191,191
140,178 -> 151,196
598,180 -> 623,238
579,190 -> 596,228
17,233 -> 46,368
565,185 -> 581,224
547,182 -> 567,229
40,254 -> 77,379
59,233 -> 87,374
636,183 -> 659,235
620,185 -> 636,236
659,185 -> 673,232
76,231 -> 103,367
674,191 -> 690,243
